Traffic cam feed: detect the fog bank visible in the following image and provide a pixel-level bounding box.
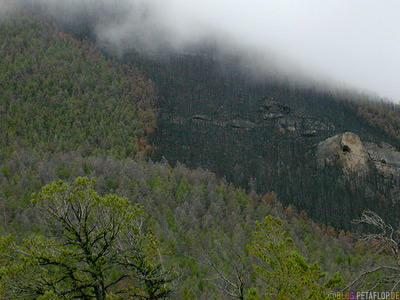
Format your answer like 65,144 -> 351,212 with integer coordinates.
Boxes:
3,0 -> 400,101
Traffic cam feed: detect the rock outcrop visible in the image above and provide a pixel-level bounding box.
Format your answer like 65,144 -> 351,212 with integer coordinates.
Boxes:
316,132 -> 369,174
364,142 -> 400,177
317,132 -> 400,178
261,99 -> 335,136
261,100 -> 292,119
163,99 -> 335,135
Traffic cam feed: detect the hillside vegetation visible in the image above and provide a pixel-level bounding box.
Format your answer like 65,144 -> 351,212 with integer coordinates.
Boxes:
0,15 -> 156,159
0,148 -> 380,299
122,49 -> 400,230
350,99 -> 400,146
0,12 -> 398,299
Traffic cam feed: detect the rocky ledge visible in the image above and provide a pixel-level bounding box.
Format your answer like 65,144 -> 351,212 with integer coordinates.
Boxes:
316,132 -> 400,177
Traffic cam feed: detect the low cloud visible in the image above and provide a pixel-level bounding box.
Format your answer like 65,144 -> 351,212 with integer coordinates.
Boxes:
3,0 -> 400,101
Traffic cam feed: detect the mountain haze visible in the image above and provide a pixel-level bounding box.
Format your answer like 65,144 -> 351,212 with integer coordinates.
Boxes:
4,0 -> 400,101
2,6 -> 400,299
116,47 -> 400,230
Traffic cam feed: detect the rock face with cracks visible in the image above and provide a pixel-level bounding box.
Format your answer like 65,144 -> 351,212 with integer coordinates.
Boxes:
317,132 -> 400,178
364,141 -> 400,178
316,132 -> 369,175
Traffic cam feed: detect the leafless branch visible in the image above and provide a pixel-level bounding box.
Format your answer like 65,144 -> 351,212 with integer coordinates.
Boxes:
347,210 -> 400,291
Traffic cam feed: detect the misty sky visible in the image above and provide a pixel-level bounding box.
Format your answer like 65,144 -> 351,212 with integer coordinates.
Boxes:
4,0 -> 400,101
155,0 -> 400,101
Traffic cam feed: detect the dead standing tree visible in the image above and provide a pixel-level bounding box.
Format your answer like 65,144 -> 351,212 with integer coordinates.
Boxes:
201,249 -> 249,300
344,210 -> 400,291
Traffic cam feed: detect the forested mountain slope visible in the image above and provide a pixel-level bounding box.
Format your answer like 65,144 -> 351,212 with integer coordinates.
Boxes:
0,12 -> 391,299
0,15 -> 156,159
1,147 -> 379,299
115,49 -> 400,230
19,1 -> 400,230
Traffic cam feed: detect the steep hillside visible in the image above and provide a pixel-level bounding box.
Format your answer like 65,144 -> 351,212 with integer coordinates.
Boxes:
19,3 -> 400,231
0,14 -> 156,159
0,13 -> 390,299
116,49 -> 400,230
8,0 -> 400,235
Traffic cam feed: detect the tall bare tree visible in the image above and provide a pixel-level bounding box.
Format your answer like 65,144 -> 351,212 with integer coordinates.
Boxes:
344,210 -> 400,292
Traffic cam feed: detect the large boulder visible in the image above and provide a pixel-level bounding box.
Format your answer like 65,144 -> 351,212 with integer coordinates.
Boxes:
317,132 -> 400,179
316,132 -> 369,174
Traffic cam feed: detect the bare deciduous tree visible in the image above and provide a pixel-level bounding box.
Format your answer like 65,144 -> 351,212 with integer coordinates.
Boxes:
204,250 -> 248,300
343,210 -> 400,292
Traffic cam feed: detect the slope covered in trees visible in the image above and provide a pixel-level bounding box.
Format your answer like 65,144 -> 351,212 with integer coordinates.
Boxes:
0,147 -> 380,299
118,48 -> 400,230
15,2 -> 400,230
350,99 -> 400,147
0,10 -> 399,299
10,0 -> 400,233
0,14 -> 156,159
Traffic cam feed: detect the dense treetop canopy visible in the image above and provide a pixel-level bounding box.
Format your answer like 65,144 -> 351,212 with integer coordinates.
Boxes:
0,14 -> 157,159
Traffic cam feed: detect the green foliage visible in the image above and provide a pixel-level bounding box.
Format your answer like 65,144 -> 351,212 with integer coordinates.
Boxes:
247,216 -> 341,300
0,14 -> 156,159
0,177 -> 176,299
0,13 -> 382,299
0,149 -> 373,298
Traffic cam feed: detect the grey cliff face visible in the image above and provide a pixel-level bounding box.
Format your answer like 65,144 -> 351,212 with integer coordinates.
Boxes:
316,132 -> 369,175
316,132 -> 400,178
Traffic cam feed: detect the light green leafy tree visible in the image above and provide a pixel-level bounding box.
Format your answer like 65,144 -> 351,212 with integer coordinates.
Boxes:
0,177 -> 176,299
246,216 -> 341,300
